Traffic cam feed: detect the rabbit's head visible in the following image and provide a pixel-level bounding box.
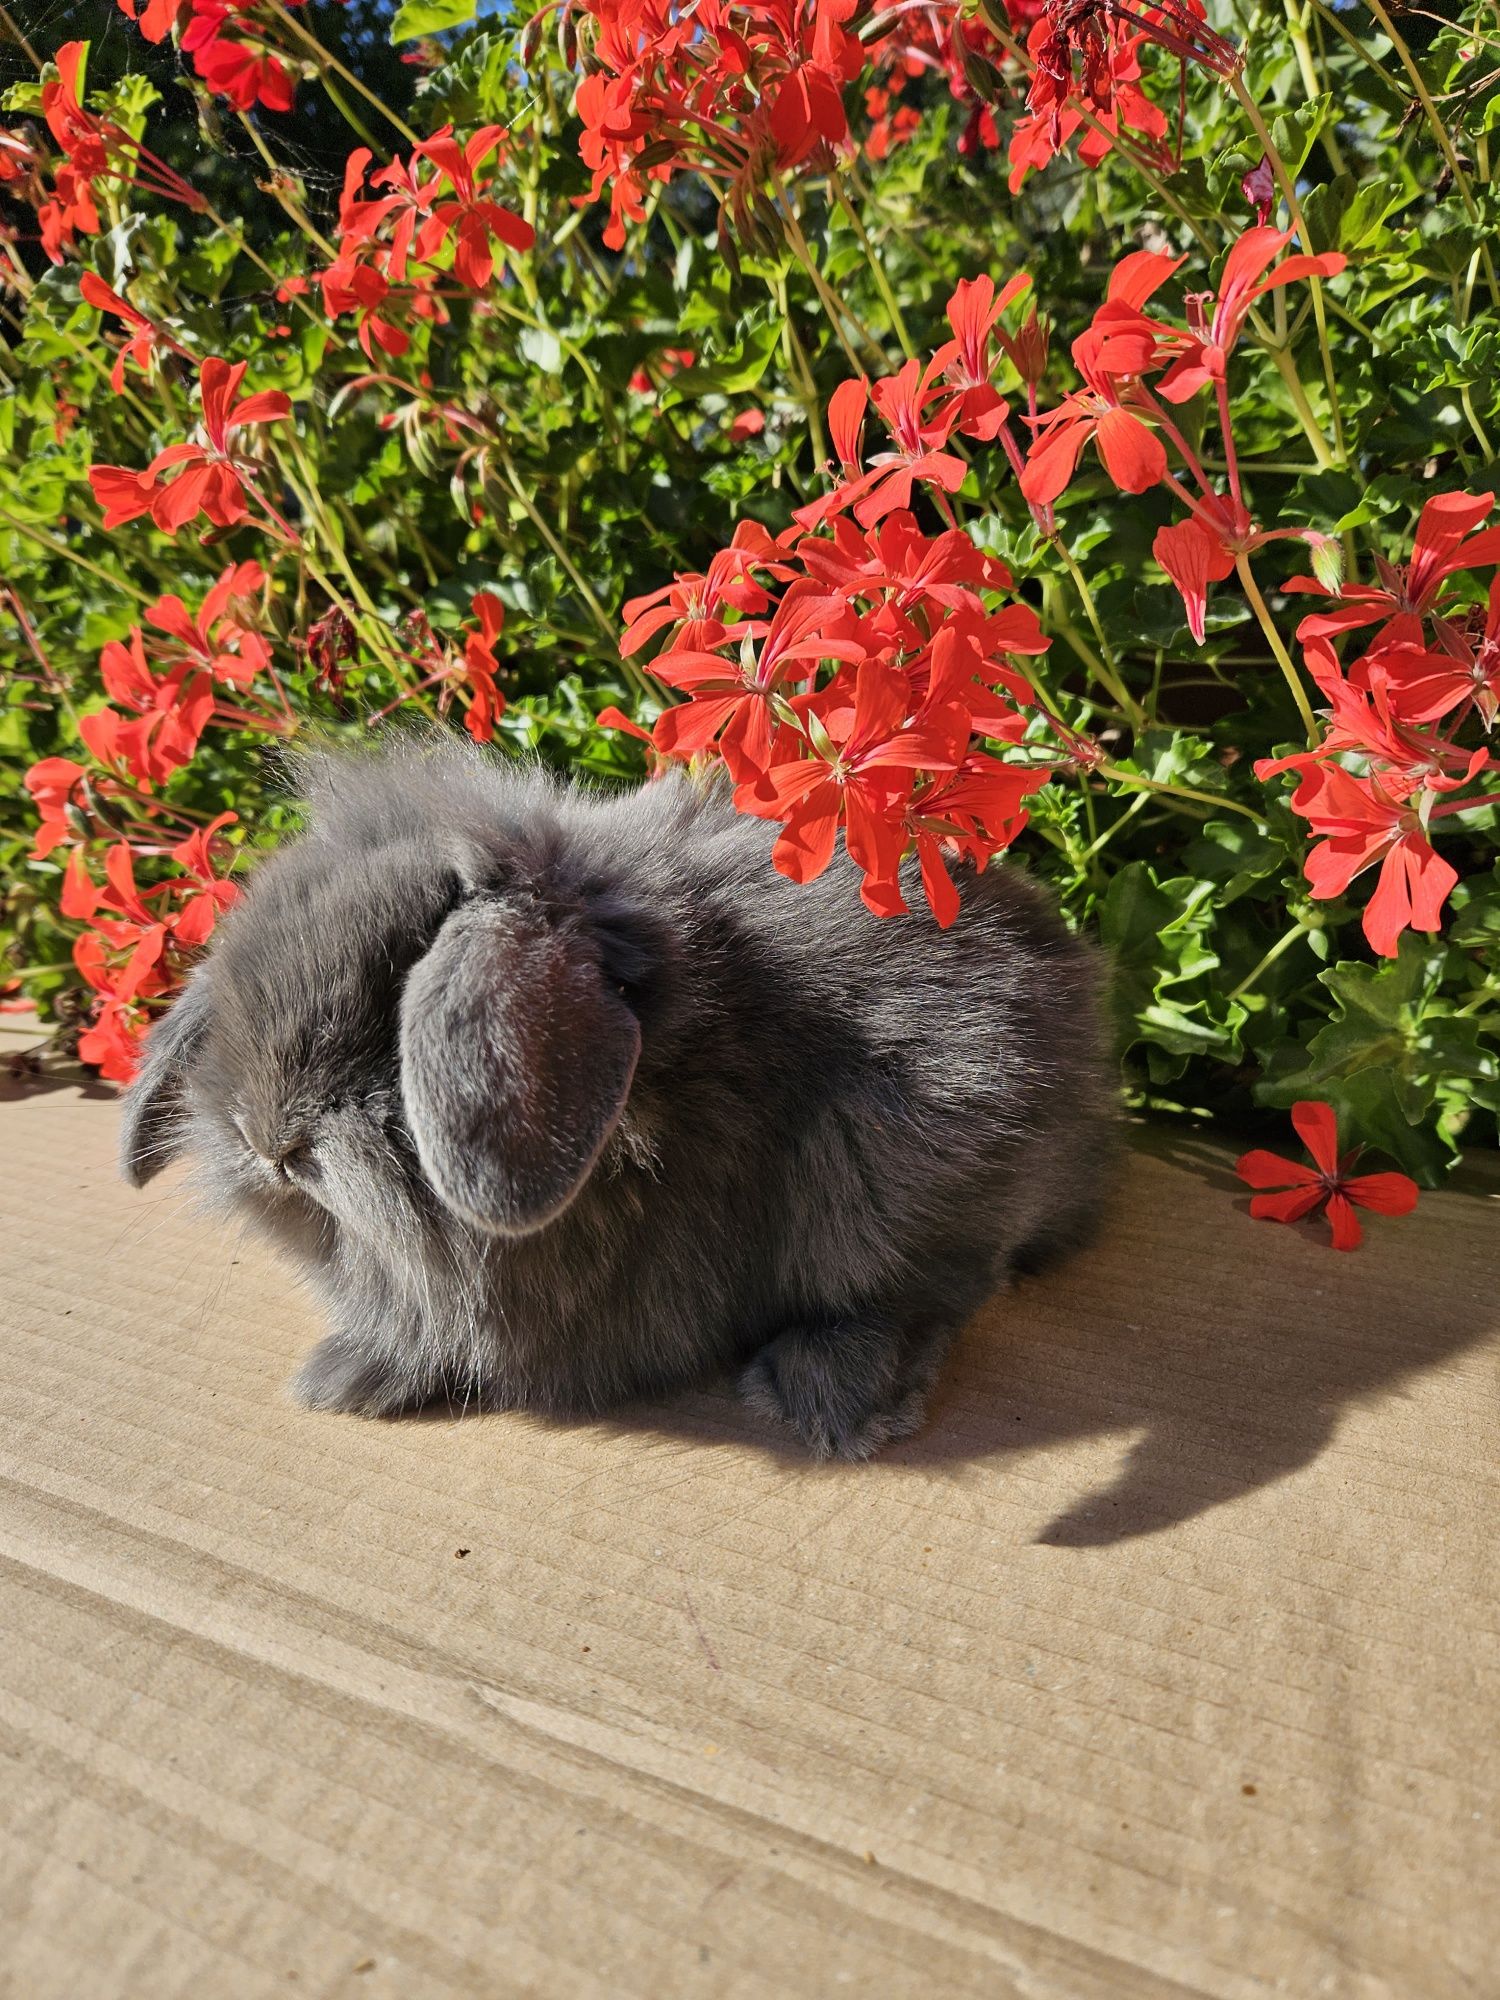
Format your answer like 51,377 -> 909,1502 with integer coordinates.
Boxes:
121,751 -> 670,1257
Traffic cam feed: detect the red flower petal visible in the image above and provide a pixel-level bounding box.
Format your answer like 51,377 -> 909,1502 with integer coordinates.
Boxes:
1094,408 -> 1167,494
1323,1191 -> 1364,1252
1289,1100 -> 1341,1178
1235,1148 -> 1320,1191
1343,1171 -> 1420,1217
1020,418 -> 1089,506
1248,1185 -> 1327,1225
595,705 -> 654,744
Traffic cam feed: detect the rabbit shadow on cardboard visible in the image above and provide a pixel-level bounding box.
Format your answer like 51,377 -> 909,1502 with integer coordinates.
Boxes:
594,1123 -> 1495,1544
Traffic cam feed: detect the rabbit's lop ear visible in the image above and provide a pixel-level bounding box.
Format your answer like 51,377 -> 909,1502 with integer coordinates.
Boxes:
399,899 -> 641,1236
119,973 -> 211,1187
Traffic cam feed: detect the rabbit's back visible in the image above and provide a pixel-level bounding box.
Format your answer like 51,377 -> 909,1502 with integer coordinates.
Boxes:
533,776 -> 1112,1380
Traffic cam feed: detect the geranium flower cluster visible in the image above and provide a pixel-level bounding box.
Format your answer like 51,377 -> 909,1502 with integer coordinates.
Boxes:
61,821 -> 240,1080
88,356 -> 292,537
561,0 -> 1241,245
24,758 -> 241,1080
318,129 -> 536,358
117,0 -> 311,114
1256,493 -> 1500,957
1007,0 -> 1241,192
81,562 -> 287,787
1014,233 -> 1498,955
21,562 -> 290,1076
1022,230 -> 1347,634
0,40 -> 203,264
569,0 -> 869,248
613,277 -> 1073,924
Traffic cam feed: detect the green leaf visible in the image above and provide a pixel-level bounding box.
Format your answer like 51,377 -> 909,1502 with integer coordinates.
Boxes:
1270,94 -> 1332,179
519,325 -> 564,375
1303,174 -> 1353,255
1339,173 -> 1408,250
659,322 -> 781,404
390,0 -> 477,43
1181,819 -> 1287,905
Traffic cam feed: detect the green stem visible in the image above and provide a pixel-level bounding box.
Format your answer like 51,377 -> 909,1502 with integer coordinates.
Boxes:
1235,552 -> 1319,743
0,505 -> 152,602
778,198 -> 884,373
266,444 -> 405,675
831,177 -> 915,361
778,278 -> 829,467
322,74 -> 385,153
1266,343 -> 1337,468
1094,758 -> 1267,823
266,0 -> 422,148
234,113 -> 339,260
491,455 -> 624,660
1078,786 -> 1151,863
1461,383 -> 1495,463
1229,73 -> 1347,464
1283,0 -> 1347,174
1226,922 -> 1309,1002
0,0 -> 40,64
1051,538 -> 1146,727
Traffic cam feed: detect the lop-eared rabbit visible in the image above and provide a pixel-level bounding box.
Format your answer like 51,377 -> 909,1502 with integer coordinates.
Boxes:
122,745 -> 1113,1458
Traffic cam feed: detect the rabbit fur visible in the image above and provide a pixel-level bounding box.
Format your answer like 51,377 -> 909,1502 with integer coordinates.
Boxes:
121,741 -> 1114,1459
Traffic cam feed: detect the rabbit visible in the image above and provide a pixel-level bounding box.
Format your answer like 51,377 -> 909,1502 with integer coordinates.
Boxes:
120,740 -> 1115,1460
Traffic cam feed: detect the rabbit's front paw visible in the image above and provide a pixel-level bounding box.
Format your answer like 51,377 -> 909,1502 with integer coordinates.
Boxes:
739,1319 -> 930,1461
290,1333 -> 430,1418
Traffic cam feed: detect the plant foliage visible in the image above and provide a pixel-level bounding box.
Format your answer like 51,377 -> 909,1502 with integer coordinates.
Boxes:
2,0 -> 1498,1180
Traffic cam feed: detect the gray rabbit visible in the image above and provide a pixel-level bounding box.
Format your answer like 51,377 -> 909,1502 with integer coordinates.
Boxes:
121,742 -> 1114,1458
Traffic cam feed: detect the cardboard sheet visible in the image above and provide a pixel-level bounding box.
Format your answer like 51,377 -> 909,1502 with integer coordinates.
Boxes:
3,1064 -> 1497,1999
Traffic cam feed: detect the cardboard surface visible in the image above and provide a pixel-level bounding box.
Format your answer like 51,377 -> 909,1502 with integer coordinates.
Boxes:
2,1069 -> 1498,1999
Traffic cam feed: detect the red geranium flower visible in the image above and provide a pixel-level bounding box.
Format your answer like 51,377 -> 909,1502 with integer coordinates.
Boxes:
411,126 -> 536,289
459,591 -> 507,742
794,359 -> 968,531
620,520 -> 791,657
1236,1101 -> 1419,1251
1286,490 -> 1500,660
929,272 -> 1032,442
25,756 -> 88,858
88,356 -> 291,534
169,811 -> 240,946
651,577 -> 861,780
1373,575 -> 1500,728
1157,228 -> 1346,404
38,162 -> 101,262
115,0 -> 190,41
183,3 -> 298,115
744,655 -> 969,893
41,37 -> 204,216
1021,252 -> 1182,505
145,560 -> 272,690
79,270 -> 167,390
1152,516 -> 1238,643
